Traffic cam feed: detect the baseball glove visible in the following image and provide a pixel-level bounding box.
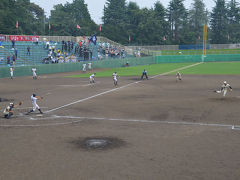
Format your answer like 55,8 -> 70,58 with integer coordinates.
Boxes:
18,101 -> 22,106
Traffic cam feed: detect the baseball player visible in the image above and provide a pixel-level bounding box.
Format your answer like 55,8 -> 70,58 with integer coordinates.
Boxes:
88,62 -> 92,70
10,67 -> 14,79
112,72 -> 118,86
3,102 -> 22,119
89,73 -> 96,84
26,94 -> 43,114
176,72 -> 182,81
214,81 -> 233,97
141,69 -> 148,80
32,67 -> 37,79
82,63 -> 86,71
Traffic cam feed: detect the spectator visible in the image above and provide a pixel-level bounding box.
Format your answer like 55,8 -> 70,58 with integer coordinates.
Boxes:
11,39 -> 15,49
46,41 -> 50,49
62,41 -> 65,52
27,46 -> 30,55
36,37 -> 39,45
79,41 -> 82,47
98,52 -> 103,60
7,56 -> 10,66
14,48 -> 18,59
0,41 -> 4,48
12,55 -> 16,65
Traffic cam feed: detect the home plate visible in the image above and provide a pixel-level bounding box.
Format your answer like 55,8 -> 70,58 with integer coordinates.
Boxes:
36,114 -> 43,117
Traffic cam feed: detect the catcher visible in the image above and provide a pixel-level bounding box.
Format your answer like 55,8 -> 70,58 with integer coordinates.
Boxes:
214,81 -> 233,97
3,102 -> 22,119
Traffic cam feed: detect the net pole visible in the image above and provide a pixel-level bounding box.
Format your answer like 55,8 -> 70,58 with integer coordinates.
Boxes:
203,25 -> 205,56
205,25 -> 207,56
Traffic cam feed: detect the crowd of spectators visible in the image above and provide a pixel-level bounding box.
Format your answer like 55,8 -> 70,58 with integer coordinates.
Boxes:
97,42 -> 126,60
0,35 -> 132,66
43,46 -> 77,64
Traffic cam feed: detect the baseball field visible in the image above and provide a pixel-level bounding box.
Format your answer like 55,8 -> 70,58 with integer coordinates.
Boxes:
0,61 -> 240,180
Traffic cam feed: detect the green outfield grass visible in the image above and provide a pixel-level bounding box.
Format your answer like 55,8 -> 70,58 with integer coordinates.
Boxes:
146,49 -> 240,56
67,63 -> 193,78
179,62 -> 240,75
68,61 -> 240,78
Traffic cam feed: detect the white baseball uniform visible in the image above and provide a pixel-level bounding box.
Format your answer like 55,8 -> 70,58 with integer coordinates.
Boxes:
112,72 -> 118,85
31,95 -> 40,111
216,82 -> 232,97
82,64 -> 86,71
176,72 -> 182,81
10,67 -> 13,78
32,68 -> 37,79
88,62 -> 92,70
89,74 -> 95,83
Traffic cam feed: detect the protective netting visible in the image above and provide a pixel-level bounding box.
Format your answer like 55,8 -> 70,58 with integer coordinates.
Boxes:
0,54 -> 240,78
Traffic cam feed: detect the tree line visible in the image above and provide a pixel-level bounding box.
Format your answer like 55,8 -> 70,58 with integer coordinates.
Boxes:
0,0 -> 240,45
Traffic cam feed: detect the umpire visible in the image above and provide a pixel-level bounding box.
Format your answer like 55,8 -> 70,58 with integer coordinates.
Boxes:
141,69 -> 148,80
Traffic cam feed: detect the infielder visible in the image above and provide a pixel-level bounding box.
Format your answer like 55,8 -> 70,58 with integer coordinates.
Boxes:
112,72 -> 118,86
176,72 -> 182,81
82,63 -> 86,71
26,94 -> 43,114
89,73 -> 96,83
3,102 -> 22,119
10,67 -> 14,79
32,67 -> 37,79
214,81 -> 233,97
141,69 -> 148,80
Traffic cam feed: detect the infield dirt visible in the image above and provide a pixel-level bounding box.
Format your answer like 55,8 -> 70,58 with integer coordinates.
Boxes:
0,70 -> 240,180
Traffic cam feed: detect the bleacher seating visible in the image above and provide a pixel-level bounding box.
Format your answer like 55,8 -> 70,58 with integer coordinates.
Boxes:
0,39 -> 132,67
0,41 -> 49,66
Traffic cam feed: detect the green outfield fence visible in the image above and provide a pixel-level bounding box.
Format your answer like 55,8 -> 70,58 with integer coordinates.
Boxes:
0,54 -> 240,78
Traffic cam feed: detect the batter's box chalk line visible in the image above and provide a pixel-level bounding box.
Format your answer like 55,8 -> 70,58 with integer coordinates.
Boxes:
232,126 -> 240,130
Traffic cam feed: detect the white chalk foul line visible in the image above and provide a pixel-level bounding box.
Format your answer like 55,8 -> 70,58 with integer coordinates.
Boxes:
15,107 -> 48,110
28,115 -> 240,130
0,120 -> 82,128
46,62 -> 203,114
57,82 -> 100,87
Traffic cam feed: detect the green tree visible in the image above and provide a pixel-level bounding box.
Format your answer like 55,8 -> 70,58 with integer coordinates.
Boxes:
153,1 -> 169,44
102,0 -> 128,44
49,0 -> 97,36
210,0 -> 228,43
29,3 -> 45,35
226,0 -> 240,43
0,0 -> 45,35
167,0 -> 188,44
103,0 -> 127,25
0,0 -> 16,34
188,0 -> 208,43
125,1 -> 140,44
